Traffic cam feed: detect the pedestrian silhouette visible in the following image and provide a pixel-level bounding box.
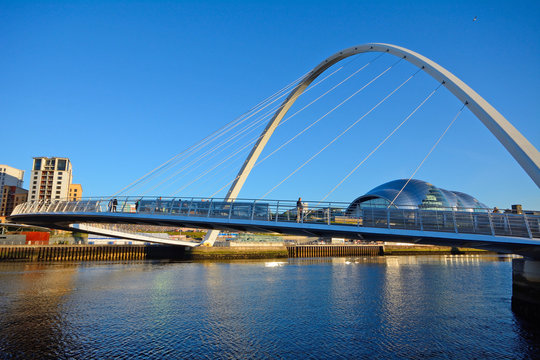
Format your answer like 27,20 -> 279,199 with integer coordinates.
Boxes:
296,197 -> 304,223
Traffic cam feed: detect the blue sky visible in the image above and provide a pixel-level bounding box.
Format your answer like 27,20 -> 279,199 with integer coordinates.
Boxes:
1,0 -> 539,209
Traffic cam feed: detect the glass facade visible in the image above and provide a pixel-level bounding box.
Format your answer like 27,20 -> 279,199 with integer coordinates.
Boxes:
349,179 -> 488,212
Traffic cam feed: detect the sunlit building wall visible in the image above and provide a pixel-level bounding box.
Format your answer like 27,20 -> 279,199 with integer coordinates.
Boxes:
0,165 -> 25,215
29,157 -> 73,201
0,186 -> 28,217
68,184 -> 83,201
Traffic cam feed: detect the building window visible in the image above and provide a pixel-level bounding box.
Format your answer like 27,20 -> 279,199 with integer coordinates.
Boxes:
56,191 -> 61,194
57,159 -> 67,171
57,181 -> 61,185
56,186 -> 61,189
58,177 -> 62,180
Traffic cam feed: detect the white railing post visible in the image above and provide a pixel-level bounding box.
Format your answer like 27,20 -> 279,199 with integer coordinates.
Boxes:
31,201 -> 40,213
523,213 -> 533,238
275,201 -> 280,222
207,198 -> 213,217
251,200 -> 257,220
83,199 -> 90,212
452,210 -> 458,233
53,200 -> 62,212
168,198 -> 175,214
187,198 -> 193,217
503,214 -> 510,235
487,212 -> 495,236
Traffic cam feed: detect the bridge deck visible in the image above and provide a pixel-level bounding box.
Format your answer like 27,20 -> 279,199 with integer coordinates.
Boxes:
8,198 -> 540,256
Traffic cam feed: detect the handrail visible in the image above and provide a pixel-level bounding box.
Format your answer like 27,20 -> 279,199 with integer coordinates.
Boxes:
12,195 -> 532,213
10,196 -> 540,240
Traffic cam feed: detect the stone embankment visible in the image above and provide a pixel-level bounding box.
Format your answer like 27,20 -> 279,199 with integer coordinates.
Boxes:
0,244 -> 491,261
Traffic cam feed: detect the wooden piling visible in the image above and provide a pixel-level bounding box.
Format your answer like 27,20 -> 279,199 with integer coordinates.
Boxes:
285,245 -> 383,258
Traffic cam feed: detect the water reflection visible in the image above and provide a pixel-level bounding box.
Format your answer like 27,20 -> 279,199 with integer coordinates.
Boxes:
0,263 -> 77,358
0,255 -> 538,359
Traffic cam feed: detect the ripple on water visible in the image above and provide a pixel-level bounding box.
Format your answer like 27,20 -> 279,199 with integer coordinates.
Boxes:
0,256 -> 539,359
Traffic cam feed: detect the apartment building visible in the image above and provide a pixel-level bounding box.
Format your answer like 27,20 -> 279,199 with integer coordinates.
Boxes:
0,185 -> 28,217
69,184 -> 83,201
0,165 -> 25,214
28,157 -> 73,201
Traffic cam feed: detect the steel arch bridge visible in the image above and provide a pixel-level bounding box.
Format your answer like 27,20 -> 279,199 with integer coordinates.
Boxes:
9,43 -> 540,254
200,42 -> 540,245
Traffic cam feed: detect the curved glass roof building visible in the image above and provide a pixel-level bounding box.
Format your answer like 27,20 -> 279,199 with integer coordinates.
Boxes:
348,179 -> 488,212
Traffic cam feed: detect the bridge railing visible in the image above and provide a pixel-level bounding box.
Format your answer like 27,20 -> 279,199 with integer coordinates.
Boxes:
11,197 -> 540,239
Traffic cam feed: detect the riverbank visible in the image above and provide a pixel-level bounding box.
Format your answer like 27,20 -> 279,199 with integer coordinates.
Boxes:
0,244 -> 495,261
383,245 -> 491,255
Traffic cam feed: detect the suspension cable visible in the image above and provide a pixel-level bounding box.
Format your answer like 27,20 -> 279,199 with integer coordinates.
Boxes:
120,76 -> 305,196
257,55 -> 402,167
130,54 -> 374,196
146,60 -> 364,195
206,55 -> 395,198
112,67 -> 312,196
319,69 -> 436,202
274,53 -> 385,129
259,58 -> 414,199
167,55 -> 385,196
387,101 -> 466,208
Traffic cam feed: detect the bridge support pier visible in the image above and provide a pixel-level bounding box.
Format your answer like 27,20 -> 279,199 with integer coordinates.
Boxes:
512,258 -> 540,320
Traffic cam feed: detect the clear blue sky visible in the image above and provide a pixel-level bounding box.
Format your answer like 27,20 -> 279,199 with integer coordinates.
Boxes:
1,0 -> 539,209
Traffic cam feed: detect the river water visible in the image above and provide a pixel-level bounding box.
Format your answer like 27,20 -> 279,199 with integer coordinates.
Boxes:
0,255 -> 539,359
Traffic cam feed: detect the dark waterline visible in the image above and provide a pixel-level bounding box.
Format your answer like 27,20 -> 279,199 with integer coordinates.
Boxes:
0,255 -> 539,359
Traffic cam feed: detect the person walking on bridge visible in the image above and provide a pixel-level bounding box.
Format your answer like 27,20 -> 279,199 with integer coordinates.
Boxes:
156,197 -> 162,212
296,197 -> 304,223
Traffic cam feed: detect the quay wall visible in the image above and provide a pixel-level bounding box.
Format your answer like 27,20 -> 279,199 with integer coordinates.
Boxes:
287,245 -> 383,257
0,244 -> 491,262
0,245 -> 185,261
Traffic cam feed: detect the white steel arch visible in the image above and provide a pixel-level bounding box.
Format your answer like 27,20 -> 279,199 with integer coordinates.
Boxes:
203,43 -> 540,245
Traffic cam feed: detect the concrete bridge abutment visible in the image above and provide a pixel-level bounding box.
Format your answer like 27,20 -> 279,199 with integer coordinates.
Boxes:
512,258 -> 540,320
